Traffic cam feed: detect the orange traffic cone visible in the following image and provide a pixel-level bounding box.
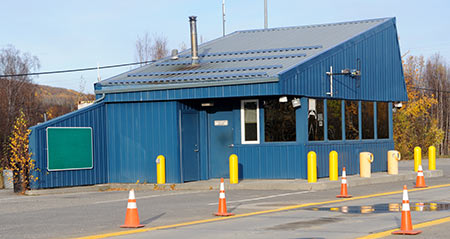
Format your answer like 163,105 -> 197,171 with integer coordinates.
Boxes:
392,185 -> 422,235
120,189 -> 144,228
214,178 -> 235,217
414,165 -> 427,188
336,167 -> 352,198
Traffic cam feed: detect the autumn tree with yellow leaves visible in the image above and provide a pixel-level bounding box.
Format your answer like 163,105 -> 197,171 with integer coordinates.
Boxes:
393,56 -> 444,160
8,110 -> 36,193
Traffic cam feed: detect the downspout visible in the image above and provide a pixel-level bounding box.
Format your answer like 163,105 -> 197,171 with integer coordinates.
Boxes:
94,93 -> 106,103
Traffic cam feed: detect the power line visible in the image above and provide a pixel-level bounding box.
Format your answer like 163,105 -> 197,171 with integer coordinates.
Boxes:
0,60 -> 155,78
1,61 -> 449,94
411,87 -> 450,93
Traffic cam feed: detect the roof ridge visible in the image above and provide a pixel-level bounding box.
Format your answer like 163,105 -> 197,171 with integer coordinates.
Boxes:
236,17 -> 392,34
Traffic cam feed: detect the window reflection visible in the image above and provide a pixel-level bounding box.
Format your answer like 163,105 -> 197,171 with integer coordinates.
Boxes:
362,101 -> 374,139
345,101 -> 359,140
308,99 -> 324,141
377,102 -> 389,139
327,100 -> 342,140
264,99 -> 296,142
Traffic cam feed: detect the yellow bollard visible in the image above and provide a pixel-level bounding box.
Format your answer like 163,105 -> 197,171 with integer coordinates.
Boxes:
307,151 -> 317,183
359,152 -> 374,178
414,147 -> 421,172
156,155 -> 165,184
329,151 -> 338,181
387,150 -> 401,175
428,146 -> 436,171
229,154 -> 238,184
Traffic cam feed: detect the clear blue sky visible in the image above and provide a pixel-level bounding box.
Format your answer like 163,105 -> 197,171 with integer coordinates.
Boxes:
1,0 -> 449,93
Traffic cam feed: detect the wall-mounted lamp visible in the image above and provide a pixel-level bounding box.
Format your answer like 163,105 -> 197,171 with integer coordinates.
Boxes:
201,102 -> 214,107
392,102 -> 402,112
279,96 -> 288,103
394,102 -> 402,108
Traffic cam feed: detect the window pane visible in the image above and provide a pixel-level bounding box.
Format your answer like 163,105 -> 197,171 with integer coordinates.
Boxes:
264,99 -> 296,142
362,101 -> 374,139
244,101 -> 258,141
327,100 -> 342,140
345,101 -> 359,140
377,102 -> 389,139
308,99 -> 324,141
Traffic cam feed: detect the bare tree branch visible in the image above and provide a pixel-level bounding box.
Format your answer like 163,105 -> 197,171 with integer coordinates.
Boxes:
135,33 -> 169,65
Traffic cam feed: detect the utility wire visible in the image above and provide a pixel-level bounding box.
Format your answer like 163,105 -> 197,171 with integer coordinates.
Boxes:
1,61 -> 449,94
411,87 -> 450,94
0,60 -> 155,78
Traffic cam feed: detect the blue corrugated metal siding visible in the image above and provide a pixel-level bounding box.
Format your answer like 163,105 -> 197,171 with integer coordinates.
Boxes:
106,101 -> 181,183
306,140 -> 394,177
29,103 -> 107,189
103,83 -> 280,103
280,19 -> 407,102
233,137 -> 393,180
234,144 -> 306,179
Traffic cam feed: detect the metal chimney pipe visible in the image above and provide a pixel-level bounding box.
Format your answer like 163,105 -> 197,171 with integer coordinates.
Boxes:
189,16 -> 199,65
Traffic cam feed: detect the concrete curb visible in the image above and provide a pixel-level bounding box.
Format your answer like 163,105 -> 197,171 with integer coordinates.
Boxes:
25,184 -> 110,196
24,169 -> 443,195
174,170 -> 443,191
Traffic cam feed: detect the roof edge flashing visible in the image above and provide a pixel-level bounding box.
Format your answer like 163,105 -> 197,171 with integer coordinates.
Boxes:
95,77 -> 279,95
30,102 -> 105,131
236,17 -> 392,34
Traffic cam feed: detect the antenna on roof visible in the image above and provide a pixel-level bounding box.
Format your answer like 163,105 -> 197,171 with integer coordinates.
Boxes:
264,0 -> 268,29
222,0 -> 226,36
97,62 -> 101,82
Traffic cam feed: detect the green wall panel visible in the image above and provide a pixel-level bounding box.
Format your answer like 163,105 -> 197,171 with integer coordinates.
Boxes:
47,127 -> 93,171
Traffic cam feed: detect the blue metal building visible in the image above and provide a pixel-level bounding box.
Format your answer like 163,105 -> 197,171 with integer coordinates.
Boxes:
29,17 -> 407,188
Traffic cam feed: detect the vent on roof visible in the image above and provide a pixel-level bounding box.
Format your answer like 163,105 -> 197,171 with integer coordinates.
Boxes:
171,49 -> 179,60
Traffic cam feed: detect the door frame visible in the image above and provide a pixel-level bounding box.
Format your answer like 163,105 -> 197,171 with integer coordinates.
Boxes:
206,102 -> 235,178
179,109 -> 201,182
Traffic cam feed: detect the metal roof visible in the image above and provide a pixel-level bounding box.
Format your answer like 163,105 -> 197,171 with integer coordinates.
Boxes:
98,18 -> 391,90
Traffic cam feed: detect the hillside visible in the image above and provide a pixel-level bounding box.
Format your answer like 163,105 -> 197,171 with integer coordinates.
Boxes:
36,85 -> 95,107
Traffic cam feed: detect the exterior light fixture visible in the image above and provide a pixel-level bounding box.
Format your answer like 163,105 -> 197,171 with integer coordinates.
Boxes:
279,96 -> 288,103
394,102 -> 402,108
201,102 -> 214,107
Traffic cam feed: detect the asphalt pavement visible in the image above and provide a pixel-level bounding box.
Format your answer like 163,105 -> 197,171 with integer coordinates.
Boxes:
0,158 -> 448,239
112,187 -> 450,239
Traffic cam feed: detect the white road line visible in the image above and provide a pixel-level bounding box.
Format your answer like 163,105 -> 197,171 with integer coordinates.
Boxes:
95,190 -> 205,204
208,191 -> 310,205
0,191 -> 97,201
0,197 -> 24,201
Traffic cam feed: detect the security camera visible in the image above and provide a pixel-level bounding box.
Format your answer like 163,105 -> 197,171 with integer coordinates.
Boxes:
291,98 -> 301,108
